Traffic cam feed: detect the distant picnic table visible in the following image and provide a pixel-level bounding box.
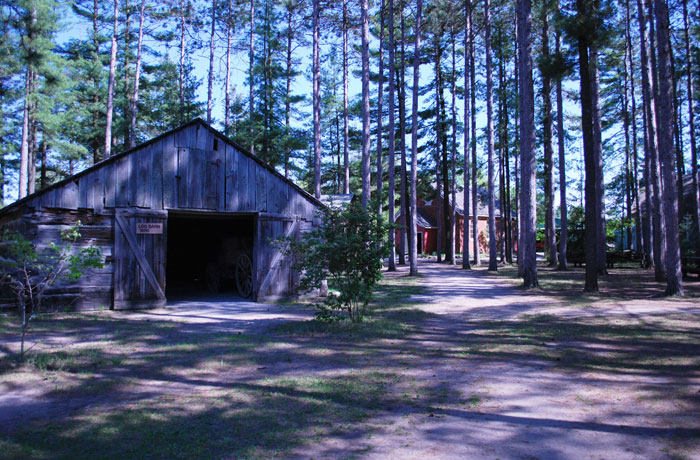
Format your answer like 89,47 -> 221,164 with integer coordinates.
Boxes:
682,256 -> 700,279
567,250 -> 642,268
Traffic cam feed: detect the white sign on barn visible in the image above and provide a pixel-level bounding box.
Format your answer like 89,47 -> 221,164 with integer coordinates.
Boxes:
136,223 -> 164,234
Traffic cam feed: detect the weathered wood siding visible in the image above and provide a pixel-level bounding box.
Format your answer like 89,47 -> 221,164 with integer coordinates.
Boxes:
0,208 -> 114,312
0,120 -> 321,310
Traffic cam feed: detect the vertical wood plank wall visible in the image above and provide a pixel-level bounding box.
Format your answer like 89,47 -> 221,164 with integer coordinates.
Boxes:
0,121 -> 320,310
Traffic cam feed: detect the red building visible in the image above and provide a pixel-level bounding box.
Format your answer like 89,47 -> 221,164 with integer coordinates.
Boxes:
395,188 -> 516,257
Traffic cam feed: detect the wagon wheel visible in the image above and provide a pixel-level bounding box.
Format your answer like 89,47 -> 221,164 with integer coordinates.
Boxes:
235,253 -> 253,298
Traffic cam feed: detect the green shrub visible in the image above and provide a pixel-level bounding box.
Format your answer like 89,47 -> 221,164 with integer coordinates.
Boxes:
284,202 -> 391,322
0,223 -> 103,361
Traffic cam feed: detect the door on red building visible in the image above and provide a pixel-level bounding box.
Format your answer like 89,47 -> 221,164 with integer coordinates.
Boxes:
417,232 -> 423,254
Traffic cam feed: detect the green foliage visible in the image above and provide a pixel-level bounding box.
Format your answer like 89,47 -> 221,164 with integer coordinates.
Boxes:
284,202 -> 391,323
680,215 -> 699,257
0,222 -> 103,361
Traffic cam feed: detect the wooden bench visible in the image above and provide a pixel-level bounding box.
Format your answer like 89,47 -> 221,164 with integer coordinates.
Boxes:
567,252 -> 585,267
682,256 -> 700,279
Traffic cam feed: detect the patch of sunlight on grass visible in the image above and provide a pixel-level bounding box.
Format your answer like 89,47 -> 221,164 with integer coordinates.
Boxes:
1,371 -> 397,460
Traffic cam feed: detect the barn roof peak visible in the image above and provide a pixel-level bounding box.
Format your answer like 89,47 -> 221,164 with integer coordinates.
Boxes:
1,118 -> 324,214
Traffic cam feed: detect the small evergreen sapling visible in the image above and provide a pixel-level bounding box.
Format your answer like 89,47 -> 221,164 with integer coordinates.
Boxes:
284,202 -> 391,322
0,222 -> 103,361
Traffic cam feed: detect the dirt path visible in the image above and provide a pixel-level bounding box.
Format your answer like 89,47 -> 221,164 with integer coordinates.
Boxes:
294,261 -> 700,460
2,260 -> 699,459
0,297 -> 313,436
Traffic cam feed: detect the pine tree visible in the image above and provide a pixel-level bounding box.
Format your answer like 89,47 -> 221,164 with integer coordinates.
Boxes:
518,0 -> 538,287
682,0 -> 699,239
555,12 -> 569,270
104,0 -> 118,158
485,0 -> 497,271
540,5 -> 558,267
360,0 -> 371,208
462,0 -> 472,270
0,3 -> 21,205
312,0 -> 321,197
654,0 -> 683,295
387,0 -> 397,272
409,0 -> 422,276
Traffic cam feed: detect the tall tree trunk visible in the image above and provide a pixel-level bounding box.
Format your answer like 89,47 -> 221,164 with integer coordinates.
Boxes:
130,0 -> 146,147
28,83 -> 37,195
655,0 -> 683,295
224,0 -> 233,133
470,7 -> 479,266
503,32 -> 513,265
627,0 -> 643,255
498,135 -> 505,262
92,0 -> 101,163
0,157 -> 4,205
623,65 -> 633,250
514,27 -> 521,272
436,135 -> 443,263
342,0 -> 350,194
639,0 -> 665,280
123,0 -> 131,145
577,0 -> 598,292
178,0 -> 186,124
39,140 -> 47,189
409,0 -> 422,275
683,0 -> 700,238
439,40 -> 452,264
377,1 -> 385,220
450,25 -> 458,264
435,39 -> 443,263
637,0 -> 653,267
504,83 -> 513,264
485,0 -> 497,271
312,0 -> 321,198
556,25 -> 568,269
206,0 -> 216,124
335,107 -> 341,192
361,0 -> 371,208
517,0 -> 538,287
542,11 -> 558,267
671,55 -> 684,219
591,48 -> 606,274
497,33 -> 506,262
648,0 -> 666,281
435,31 -> 446,262
399,6 -> 409,266
387,0 -> 397,272
105,0 -> 119,158
19,67 -> 32,199
462,0 -> 472,270
284,3 -> 293,178
249,0 -> 255,154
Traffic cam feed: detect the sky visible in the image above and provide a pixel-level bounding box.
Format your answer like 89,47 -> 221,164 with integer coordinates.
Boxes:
9,1 -> 615,215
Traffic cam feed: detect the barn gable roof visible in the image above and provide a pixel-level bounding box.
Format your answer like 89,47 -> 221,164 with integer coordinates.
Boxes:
1,118 -> 324,215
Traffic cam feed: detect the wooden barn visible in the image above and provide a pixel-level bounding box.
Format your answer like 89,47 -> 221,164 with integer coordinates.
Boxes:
0,119 -> 323,310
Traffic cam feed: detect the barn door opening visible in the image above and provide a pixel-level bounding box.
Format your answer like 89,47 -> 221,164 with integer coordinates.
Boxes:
166,213 -> 255,300
113,209 -> 168,310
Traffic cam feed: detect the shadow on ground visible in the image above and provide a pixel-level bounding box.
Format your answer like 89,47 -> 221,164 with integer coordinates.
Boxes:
0,261 -> 698,460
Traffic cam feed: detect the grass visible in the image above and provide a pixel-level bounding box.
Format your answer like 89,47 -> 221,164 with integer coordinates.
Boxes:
485,261 -> 700,300
0,371 -> 395,460
273,272 -> 429,339
0,274 -> 427,460
456,312 -> 700,373
1,268 -> 699,459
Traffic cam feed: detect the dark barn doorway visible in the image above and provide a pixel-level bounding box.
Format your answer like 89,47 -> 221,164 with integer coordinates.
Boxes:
166,213 -> 255,300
